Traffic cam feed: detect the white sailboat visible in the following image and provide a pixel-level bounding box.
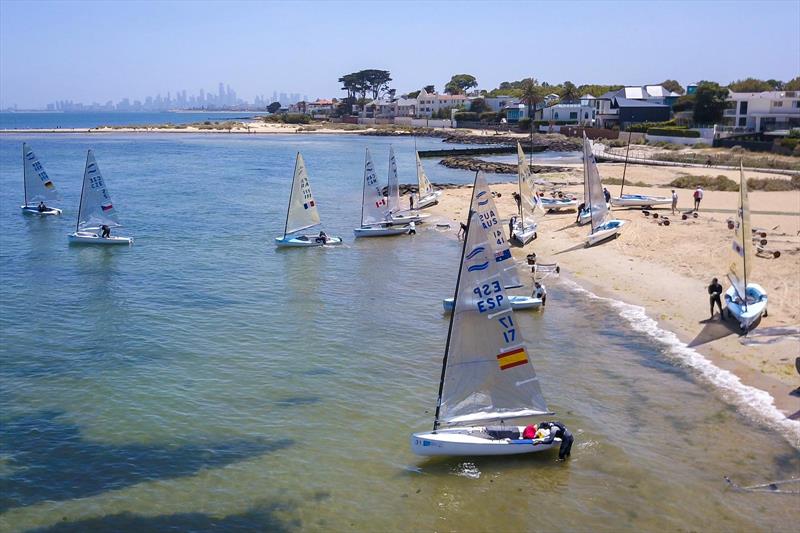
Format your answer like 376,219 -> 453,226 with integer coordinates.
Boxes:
510,142 -> 538,245
411,175 -> 560,456
353,148 -> 415,237
385,146 -> 428,225
611,133 -> 670,208
414,149 -> 441,209
68,150 -> 132,245
724,164 -> 768,331
585,136 -> 625,246
577,138 -> 593,226
443,171 -> 542,312
275,153 -> 342,247
21,143 -> 62,216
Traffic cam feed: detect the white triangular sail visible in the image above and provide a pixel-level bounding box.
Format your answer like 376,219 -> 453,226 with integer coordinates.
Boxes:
76,150 -> 121,230
360,148 -> 388,226
22,143 -> 60,205
585,136 -> 608,231
387,146 -> 400,213
582,140 -> 591,206
416,152 -> 434,198
727,165 -> 753,301
472,171 -> 521,289
284,152 -> 321,236
516,143 -> 539,224
436,190 -> 549,427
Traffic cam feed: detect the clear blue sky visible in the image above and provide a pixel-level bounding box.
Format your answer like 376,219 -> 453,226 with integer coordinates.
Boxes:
1,0 -> 798,108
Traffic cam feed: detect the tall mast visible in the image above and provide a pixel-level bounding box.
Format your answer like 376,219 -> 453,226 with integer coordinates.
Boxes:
433,172 -> 478,432
283,153 -> 299,238
586,138 -> 596,234
414,137 -> 419,208
76,150 -> 89,232
620,130 -> 632,196
740,162 -> 748,311
22,143 -> 28,206
360,148 -> 368,227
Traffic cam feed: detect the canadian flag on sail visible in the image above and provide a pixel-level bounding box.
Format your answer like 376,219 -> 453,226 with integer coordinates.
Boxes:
375,197 -> 387,208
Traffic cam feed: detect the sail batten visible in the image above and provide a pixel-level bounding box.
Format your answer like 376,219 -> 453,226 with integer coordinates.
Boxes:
284,153 -> 321,236
76,150 -> 121,231
22,143 -> 60,205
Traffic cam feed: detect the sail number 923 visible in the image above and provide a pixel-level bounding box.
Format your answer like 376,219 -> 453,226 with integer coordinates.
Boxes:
473,281 -> 504,313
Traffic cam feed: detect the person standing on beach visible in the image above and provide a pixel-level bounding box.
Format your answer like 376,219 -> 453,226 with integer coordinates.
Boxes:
708,277 -> 723,318
603,187 -> 611,203
671,189 -> 678,215
409,195 -> 414,211
693,187 -> 704,211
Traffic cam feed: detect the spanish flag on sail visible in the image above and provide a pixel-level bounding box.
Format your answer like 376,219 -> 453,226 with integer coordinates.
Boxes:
497,347 -> 528,370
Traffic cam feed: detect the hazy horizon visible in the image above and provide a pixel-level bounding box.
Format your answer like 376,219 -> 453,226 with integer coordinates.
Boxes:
1,0 -> 798,109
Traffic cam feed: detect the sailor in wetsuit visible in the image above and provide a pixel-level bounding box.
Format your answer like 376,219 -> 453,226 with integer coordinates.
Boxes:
100,225 -> 111,238
535,421 -> 573,460
37,201 -> 47,212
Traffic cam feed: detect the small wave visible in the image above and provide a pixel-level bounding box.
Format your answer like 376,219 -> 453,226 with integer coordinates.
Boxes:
452,462 -> 481,479
563,279 -> 800,448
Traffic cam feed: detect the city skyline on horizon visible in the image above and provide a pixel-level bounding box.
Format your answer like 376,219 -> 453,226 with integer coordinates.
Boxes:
1,0 -> 798,109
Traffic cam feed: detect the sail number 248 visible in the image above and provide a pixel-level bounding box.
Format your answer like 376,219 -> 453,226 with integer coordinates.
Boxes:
473,281 -> 505,313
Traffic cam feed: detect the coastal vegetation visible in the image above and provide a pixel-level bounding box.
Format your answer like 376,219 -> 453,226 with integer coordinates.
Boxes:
669,173 -> 800,191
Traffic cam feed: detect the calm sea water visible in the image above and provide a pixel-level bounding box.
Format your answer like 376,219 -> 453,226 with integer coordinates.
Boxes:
0,112 -> 269,130
0,134 -> 797,532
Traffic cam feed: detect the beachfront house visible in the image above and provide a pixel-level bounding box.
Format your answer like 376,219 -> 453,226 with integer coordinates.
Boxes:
539,95 -> 597,125
483,95 -> 517,112
594,85 -> 677,128
306,99 -> 337,118
414,88 -> 469,118
723,90 -> 800,132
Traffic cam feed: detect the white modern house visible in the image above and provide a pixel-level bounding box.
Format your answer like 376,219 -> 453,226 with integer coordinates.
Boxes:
724,90 -> 800,132
539,95 -> 597,124
415,88 -> 469,117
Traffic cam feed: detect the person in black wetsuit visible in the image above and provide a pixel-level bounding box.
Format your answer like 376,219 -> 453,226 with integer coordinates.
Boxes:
708,277 -> 723,319
603,187 -> 611,203
100,225 -> 111,238
576,202 -> 586,223
37,201 -> 47,212
535,421 -> 573,460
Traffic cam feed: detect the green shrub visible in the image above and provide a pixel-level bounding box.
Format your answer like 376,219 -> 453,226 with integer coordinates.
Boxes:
779,138 -> 800,150
648,127 -> 700,138
627,120 -> 678,133
747,176 -> 800,191
479,112 -> 499,122
282,113 -> 310,124
454,112 -> 479,122
693,142 -> 710,149
669,174 -> 739,191
788,129 -> 800,138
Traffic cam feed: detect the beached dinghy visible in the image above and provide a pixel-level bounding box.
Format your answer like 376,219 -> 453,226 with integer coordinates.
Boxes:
510,143 -> 539,245
612,194 -> 671,208
724,165 -> 768,331
275,153 -> 342,247
68,150 -> 132,245
354,148 -> 415,238
20,143 -> 62,216
540,196 -> 579,212
385,146 -> 428,225
584,136 -> 625,246
411,194 -> 561,457
414,149 -> 441,209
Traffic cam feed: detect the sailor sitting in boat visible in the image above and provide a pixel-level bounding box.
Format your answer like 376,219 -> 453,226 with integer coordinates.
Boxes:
100,225 -> 111,238
534,421 -> 573,460
315,230 -> 328,244
532,282 -> 547,306
37,201 -> 47,212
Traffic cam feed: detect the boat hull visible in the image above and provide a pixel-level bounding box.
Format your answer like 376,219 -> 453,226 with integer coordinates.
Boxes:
443,295 -> 542,312
388,212 -> 429,225
511,222 -> 537,245
541,198 -> 579,211
353,224 -> 415,237
725,283 -> 768,331
577,208 -> 592,226
275,235 -> 343,247
611,195 -> 671,208
21,205 -> 62,216
587,219 -> 626,246
416,191 -> 442,209
68,231 -> 132,245
411,427 -> 560,456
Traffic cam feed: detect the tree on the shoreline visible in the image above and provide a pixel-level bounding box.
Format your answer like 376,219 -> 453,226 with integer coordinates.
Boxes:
693,81 -> 729,124
559,81 -> 579,102
445,74 -> 477,95
729,78 -> 774,92
785,77 -> 800,90
660,79 -> 685,95
339,69 -> 392,103
424,85 -> 435,93
267,102 -> 281,113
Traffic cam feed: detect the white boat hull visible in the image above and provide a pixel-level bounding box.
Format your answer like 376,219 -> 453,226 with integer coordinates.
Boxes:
541,198 -> 579,211
275,235 -> 343,248
416,191 -> 442,209
443,294 -> 542,312
587,219 -> 626,246
353,223 -> 415,238
577,208 -> 592,226
611,195 -> 671,208
725,283 -> 768,331
21,205 -> 62,216
388,212 -> 429,225
68,231 -> 132,245
411,426 -> 560,456
511,222 -> 537,246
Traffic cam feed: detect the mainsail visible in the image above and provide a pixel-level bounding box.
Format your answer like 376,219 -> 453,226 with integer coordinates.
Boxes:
516,143 -> 539,224
435,178 -> 549,427
284,152 -> 321,236
22,143 -> 60,205
360,148 -> 388,226
387,146 -> 400,213
472,171 -> 521,289
416,152 -> 434,199
584,136 -> 608,231
727,164 -> 753,302
76,150 -> 121,231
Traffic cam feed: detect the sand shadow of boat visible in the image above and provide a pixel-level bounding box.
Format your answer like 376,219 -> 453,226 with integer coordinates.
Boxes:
688,315 -> 741,347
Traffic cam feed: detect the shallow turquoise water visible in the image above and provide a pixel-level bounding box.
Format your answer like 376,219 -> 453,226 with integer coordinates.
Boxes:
0,134 -> 797,532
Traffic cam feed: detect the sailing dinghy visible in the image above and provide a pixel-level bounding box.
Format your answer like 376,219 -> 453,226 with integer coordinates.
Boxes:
443,171 -> 542,312
385,146 -> 428,225
353,148 -> 415,237
724,164 -> 768,331
510,143 -> 539,245
411,177 -> 561,457
414,150 -> 441,209
21,143 -> 62,216
585,136 -> 625,246
68,150 -> 132,245
275,153 -> 342,247
540,195 -> 579,212
611,133 -> 669,208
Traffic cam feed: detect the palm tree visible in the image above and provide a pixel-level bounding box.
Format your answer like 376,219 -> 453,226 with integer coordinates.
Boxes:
561,81 -> 579,103
520,78 -> 542,152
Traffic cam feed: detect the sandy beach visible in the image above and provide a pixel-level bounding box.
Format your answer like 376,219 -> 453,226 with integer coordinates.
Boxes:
426,161 -> 800,419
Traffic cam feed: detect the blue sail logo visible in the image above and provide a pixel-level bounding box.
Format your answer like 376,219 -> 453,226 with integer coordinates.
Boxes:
465,246 -> 485,260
